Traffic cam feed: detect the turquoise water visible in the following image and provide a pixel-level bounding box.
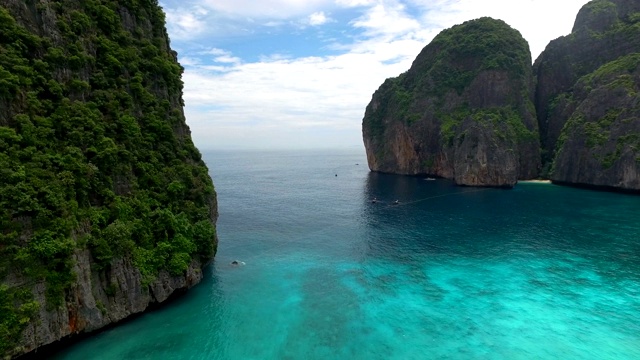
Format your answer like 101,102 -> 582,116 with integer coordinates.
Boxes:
54,149 -> 640,359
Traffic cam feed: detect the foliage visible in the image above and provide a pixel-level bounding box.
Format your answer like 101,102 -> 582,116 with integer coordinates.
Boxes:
0,0 -> 216,353
363,75 -> 404,142
542,0 -> 640,172
580,52 -> 640,95
629,12 -> 640,23
425,17 -> 532,96
554,108 -> 639,170
438,106 -> 469,147
438,105 -> 537,147
585,0 -> 616,14
578,0 -> 619,37
363,18 -> 533,136
0,285 -> 40,355
552,52 -> 640,171
362,17 -> 537,170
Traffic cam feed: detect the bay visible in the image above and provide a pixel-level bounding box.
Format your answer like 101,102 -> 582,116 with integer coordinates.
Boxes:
53,149 -> 640,359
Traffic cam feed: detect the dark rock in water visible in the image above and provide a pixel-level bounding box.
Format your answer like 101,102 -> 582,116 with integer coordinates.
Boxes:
0,0 -> 218,357
362,17 -> 540,188
534,0 -> 640,191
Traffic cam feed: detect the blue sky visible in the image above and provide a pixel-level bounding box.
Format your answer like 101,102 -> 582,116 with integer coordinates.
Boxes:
159,0 -> 591,150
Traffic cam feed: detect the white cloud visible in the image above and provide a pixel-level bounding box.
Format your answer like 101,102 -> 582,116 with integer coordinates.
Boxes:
204,48 -> 232,56
264,20 -> 285,27
351,1 -> 421,37
335,0 -> 375,7
177,1 -> 437,149
164,6 -> 209,40
201,0 -> 333,19
181,41 -> 424,149
308,11 -> 330,26
199,48 -> 241,63
410,0 -> 589,60
214,55 -> 242,64
178,56 -> 202,67
165,0 -> 592,149
259,53 -> 293,62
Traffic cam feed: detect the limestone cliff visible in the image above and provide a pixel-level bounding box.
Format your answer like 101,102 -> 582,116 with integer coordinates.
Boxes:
0,1 -> 218,358
534,0 -> 640,189
362,18 -> 540,187
550,54 -> 640,190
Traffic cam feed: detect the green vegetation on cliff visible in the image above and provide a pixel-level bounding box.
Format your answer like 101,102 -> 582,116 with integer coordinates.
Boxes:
0,1 -> 216,354
581,52 -> 640,94
539,0 -> 640,190
427,17 -> 531,95
364,17 -> 534,140
552,52 -> 640,174
535,0 -> 640,172
362,17 -> 539,183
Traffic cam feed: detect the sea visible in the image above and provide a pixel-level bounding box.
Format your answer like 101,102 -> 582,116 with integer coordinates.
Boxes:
53,148 -> 640,359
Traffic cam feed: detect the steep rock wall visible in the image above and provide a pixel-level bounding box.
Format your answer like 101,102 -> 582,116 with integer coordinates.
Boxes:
0,1 -> 218,358
533,0 -> 640,190
10,250 -> 204,356
550,54 -> 640,190
534,0 -> 640,164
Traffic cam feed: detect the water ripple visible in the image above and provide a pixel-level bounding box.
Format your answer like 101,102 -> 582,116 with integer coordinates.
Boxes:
54,150 -> 640,360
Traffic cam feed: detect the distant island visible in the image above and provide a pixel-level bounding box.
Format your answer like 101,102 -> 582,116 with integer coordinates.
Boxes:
362,0 -> 640,192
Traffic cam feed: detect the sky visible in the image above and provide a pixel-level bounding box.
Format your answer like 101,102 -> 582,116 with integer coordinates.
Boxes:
159,0 -> 592,150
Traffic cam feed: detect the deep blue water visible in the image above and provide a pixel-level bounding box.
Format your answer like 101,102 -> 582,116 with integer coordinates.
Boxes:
54,149 -> 640,359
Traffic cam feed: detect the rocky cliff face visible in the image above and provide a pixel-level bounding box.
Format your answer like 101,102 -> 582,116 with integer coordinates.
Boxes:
0,1 -> 218,358
8,251 -> 205,357
534,0 -> 640,183
364,1 -> 640,192
549,54 -> 640,190
362,18 -> 540,187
